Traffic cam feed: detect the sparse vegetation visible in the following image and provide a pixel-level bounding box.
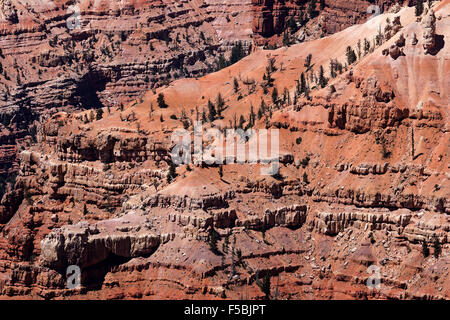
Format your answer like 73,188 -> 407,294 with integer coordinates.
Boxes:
157,93 -> 169,109
433,236 -> 441,258
346,46 -> 357,65
219,165 -> 223,180
302,172 -> 309,184
415,0 -> 424,17
208,226 -> 221,255
233,77 -> 239,93
167,163 -> 177,183
257,273 -> 271,299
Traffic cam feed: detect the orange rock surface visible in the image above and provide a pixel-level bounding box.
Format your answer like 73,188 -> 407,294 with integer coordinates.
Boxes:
0,1 -> 448,300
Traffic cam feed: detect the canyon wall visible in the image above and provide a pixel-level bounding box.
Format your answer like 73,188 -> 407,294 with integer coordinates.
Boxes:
0,1 -> 448,300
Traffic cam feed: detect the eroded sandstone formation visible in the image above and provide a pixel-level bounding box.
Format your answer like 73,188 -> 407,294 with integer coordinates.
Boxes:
0,1 -> 448,300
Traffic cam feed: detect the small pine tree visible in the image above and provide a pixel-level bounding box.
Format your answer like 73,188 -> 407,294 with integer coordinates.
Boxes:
217,54 -> 228,70
433,236 -> 441,258
233,78 -> 239,93
304,54 -> 313,70
282,31 -> 290,47
219,165 -> 223,180
249,105 -> 256,127
208,226 -> 221,255
422,240 -> 430,257
83,203 -> 88,215
207,100 -> 216,122
308,0 -> 317,19
363,38 -> 371,56
288,17 -> 298,34
298,11 -> 305,27
320,0 -> 325,10
258,274 -> 271,299
346,46 -> 357,65
157,93 -> 168,109
167,163 -> 177,183
238,115 -> 245,128
229,41 -> 246,65
369,233 -> 375,244
216,93 -> 225,117
300,72 -> 306,94
272,87 -> 279,104
318,65 -> 327,88
96,108 -> 104,120
302,172 -> 309,184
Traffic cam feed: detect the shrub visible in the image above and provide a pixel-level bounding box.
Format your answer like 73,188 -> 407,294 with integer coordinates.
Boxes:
157,93 -> 168,108
422,240 -> 430,257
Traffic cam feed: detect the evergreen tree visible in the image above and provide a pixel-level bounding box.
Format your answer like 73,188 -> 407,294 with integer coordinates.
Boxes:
217,54 -> 228,70
238,115 -> 245,128
330,59 -> 337,79
363,38 -> 371,56
249,105 -> 256,127
96,108 -> 104,120
320,0 -> 326,10
433,236 -> 441,258
216,93 -> 225,117
300,72 -> 306,94
303,172 -> 309,184
208,100 -> 216,122
258,274 -> 271,299
308,0 -> 317,19
167,163 -> 177,183
219,165 -> 223,180
288,17 -> 298,34
229,41 -> 246,65
272,87 -> 279,104
298,11 -> 305,26
283,31 -> 290,47
233,77 -> 239,93
208,226 -> 221,255
201,108 -> 207,122
157,93 -> 168,109
304,54 -> 313,71
422,240 -> 430,257
318,65 -> 328,88
258,100 -> 266,119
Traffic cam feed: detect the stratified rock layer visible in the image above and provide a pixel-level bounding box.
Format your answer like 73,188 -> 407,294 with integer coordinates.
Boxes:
0,2 -> 448,300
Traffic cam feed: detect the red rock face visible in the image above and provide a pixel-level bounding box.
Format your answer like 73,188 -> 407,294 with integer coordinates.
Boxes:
0,0 -> 254,186
251,0 -> 405,44
0,1 -> 449,300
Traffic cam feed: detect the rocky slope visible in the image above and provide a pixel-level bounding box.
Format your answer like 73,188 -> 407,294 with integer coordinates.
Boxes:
0,0 -> 407,189
0,1 -> 448,299
0,0 -> 254,183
